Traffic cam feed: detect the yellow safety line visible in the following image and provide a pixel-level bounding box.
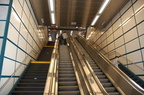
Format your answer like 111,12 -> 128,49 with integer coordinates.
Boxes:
31,61 -> 50,64
44,46 -> 54,47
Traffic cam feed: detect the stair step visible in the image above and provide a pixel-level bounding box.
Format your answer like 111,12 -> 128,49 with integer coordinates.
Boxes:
15,87 -> 44,91
22,76 -> 46,79
18,83 -> 45,87
12,91 -> 43,95
20,79 -> 45,83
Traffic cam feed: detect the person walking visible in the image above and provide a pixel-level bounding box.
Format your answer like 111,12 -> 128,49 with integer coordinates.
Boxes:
62,32 -> 68,45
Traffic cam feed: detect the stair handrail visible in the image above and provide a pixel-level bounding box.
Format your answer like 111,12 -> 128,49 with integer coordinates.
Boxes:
43,39 -> 59,95
0,50 -> 35,92
71,36 -> 108,95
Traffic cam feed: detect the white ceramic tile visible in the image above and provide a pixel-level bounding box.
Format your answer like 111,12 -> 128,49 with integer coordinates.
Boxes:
127,51 -> 142,63
12,0 -> 22,18
115,37 -> 124,48
18,35 -> 26,50
10,9 -> 21,30
16,48 -> 26,62
137,22 -> 144,35
123,17 -> 136,33
133,0 -> 144,13
4,40 -> 17,59
114,27 -> 123,39
126,38 -> 140,52
0,6 -> 8,20
121,7 -> 133,23
135,8 -> 144,23
7,24 -> 19,44
120,1 -> 132,15
2,58 -> 15,75
124,28 -> 138,43
0,21 -> 6,36
139,35 -> 144,47
0,0 -> 9,4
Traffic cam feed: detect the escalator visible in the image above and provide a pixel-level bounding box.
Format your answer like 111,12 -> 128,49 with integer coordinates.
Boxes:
58,45 -> 80,95
75,40 -> 120,95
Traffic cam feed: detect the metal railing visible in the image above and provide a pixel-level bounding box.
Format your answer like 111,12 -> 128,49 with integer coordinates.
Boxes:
70,36 -> 107,95
43,39 -> 59,95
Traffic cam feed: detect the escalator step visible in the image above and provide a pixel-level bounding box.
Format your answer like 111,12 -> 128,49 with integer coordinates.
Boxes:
93,68 -> 101,72
108,92 -> 120,95
59,71 -> 74,74
59,81 -> 78,86
102,83 -> 113,87
97,75 -> 107,79
58,86 -> 79,91
99,79 -> 109,83
59,77 -> 76,81
95,72 -> 104,75
59,68 -> 74,71
105,87 -> 117,92
59,65 -> 73,68
59,74 -> 75,77
58,91 -> 80,95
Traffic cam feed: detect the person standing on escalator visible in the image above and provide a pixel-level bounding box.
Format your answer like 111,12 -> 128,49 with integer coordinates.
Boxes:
62,32 -> 68,45
113,56 -> 119,68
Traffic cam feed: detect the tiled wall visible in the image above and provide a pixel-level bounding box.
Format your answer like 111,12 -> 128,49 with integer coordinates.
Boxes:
87,0 -> 144,80
0,0 -> 48,94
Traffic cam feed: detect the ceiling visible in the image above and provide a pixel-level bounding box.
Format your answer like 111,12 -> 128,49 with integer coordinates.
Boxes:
29,0 -> 129,30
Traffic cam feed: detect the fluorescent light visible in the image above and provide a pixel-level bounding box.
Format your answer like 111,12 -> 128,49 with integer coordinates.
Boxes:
98,0 -> 110,14
91,15 -> 100,26
51,13 -> 55,24
49,0 -> 54,11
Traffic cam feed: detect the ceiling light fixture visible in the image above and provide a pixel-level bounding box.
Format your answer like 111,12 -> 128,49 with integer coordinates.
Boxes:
51,13 -> 55,24
91,15 -> 100,26
48,0 -> 55,24
49,0 -> 54,11
91,0 -> 110,26
98,0 -> 110,14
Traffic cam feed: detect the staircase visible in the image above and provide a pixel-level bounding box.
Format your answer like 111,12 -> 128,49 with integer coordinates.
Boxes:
58,45 -> 80,95
11,62 -> 49,95
76,42 -> 120,95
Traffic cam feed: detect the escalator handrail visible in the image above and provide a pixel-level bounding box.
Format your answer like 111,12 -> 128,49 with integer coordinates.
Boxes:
70,36 -> 108,95
77,35 -> 144,94
68,37 -> 94,95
